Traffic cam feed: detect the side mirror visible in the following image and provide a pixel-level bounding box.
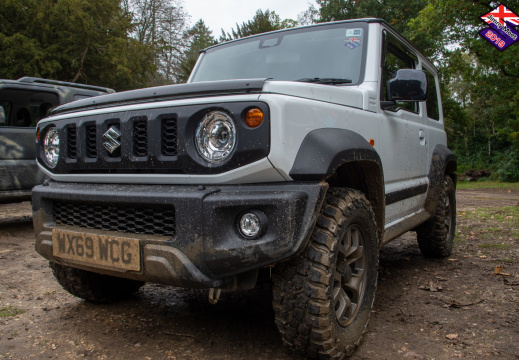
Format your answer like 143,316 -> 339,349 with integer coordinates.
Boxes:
0,106 -> 5,125
382,69 -> 428,109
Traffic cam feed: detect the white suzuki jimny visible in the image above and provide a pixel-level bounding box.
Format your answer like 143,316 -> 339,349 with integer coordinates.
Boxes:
33,18 -> 456,359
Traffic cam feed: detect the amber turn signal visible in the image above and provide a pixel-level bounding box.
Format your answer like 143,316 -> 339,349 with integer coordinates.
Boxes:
36,128 -> 40,142
245,108 -> 264,128
369,138 -> 375,146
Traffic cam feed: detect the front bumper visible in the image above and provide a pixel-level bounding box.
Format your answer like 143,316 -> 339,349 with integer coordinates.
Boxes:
33,181 -> 326,289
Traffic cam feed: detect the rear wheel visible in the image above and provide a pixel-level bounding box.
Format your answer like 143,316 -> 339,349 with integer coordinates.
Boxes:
50,262 -> 144,303
272,188 -> 379,359
417,176 -> 456,258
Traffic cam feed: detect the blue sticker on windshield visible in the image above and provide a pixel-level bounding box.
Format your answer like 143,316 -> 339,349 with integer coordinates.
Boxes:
345,28 -> 362,49
345,36 -> 361,49
346,29 -> 362,37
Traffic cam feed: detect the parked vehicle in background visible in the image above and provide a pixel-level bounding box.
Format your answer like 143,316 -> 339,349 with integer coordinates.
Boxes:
32,19 -> 457,359
0,77 -> 114,203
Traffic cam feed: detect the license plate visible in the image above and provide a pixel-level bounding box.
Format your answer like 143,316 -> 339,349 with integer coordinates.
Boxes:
52,228 -> 141,271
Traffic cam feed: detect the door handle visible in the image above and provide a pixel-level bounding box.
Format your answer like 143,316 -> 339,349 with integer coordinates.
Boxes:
419,130 -> 426,146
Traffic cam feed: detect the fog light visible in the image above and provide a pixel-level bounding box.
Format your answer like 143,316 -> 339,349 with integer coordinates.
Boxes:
238,211 -> 267,239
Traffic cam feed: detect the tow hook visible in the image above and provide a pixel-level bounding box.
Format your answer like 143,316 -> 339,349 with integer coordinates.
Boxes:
208,288 -> 221,304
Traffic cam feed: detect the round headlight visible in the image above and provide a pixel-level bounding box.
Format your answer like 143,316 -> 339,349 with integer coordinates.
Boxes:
43,127 -> 59,168
195,111 -> 236,163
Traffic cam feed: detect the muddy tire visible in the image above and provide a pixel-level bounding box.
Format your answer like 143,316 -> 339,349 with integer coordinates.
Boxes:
272,188 -> 378,359
50,262 -> 144,303
416,176 -> 456,258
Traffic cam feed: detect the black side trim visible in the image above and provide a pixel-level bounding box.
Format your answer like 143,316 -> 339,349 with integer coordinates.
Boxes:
423,144 -> 457,215
51,78 -> 268,115
385,184 -> 428,205
289,129 -> 382,181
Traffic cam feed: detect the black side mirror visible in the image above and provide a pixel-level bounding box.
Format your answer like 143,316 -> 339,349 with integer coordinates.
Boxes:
382,69 -> 428,109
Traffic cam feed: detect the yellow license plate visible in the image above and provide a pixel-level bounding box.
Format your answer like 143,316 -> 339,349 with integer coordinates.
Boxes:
52,228 -> 141,271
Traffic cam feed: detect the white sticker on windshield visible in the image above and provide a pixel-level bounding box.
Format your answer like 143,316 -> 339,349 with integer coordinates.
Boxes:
346,29 -> 363,37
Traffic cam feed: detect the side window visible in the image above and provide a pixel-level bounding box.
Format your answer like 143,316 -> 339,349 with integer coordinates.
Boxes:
0,101 -> 11,126
0,90 -> 59,127
424,68 -> 440,120
381,32 -> 419,113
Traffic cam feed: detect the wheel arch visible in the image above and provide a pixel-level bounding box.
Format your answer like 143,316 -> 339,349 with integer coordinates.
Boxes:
424,144 -> 457,216
289,129 -> 385,242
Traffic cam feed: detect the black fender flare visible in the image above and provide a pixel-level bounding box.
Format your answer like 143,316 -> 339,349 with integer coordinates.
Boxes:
289,129 -> 385,241
424,144 -> 457,216
289,128 -> 382,181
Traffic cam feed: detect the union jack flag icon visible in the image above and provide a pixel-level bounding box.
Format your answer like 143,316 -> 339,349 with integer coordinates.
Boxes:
481,4 -> 519,27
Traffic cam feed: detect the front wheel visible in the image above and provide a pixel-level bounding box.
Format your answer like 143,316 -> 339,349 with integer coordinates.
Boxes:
272,188 -> 379,359
50,262 -> 144,303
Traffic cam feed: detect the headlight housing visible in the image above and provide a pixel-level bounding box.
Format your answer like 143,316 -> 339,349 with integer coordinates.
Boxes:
43,126 -> 60,168
195,111 -> 236,163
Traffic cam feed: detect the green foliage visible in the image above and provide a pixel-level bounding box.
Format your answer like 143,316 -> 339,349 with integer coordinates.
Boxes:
456,181 -> 519,191
177,20 -> 217,83
0,0 -> 157,90
220,9 -> 296,42
406,0 -> 519,181
0,306 -> 26,318
497,145 -> 519,182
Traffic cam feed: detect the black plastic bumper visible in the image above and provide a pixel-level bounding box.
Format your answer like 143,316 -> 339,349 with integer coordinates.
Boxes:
33,181 -> 326,289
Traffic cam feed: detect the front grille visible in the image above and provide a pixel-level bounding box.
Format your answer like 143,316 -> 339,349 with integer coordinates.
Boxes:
53,201 -> 176,237
40,103 -> 270,175
85,125 -> 97,158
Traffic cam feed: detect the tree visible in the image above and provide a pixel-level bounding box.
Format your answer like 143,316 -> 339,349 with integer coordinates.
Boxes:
407,0 -> 519,179
0,0 -> 156,91
315,0 -> 427,35
177,20 -> 217,83
220,9 -> 296,42
126,0 -> 189,85
297,4 -> 319,26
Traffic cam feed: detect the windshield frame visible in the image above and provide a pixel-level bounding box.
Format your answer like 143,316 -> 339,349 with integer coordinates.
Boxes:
189,21 -> 370,86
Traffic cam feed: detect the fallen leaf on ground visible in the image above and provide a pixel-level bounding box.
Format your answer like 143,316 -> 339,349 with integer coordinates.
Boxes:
494,267 -> 511,276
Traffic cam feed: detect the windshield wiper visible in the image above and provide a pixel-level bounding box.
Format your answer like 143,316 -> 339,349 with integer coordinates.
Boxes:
296,78 -> 353,85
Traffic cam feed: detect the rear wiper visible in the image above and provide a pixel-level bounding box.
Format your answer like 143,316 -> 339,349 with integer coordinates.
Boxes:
296,78 -> 353,85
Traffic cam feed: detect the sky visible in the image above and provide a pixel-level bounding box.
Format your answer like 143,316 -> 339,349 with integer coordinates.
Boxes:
182,0 -> 317,37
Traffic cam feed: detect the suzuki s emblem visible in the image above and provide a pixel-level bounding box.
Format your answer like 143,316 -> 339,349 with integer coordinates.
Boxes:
103,126 -> 121,154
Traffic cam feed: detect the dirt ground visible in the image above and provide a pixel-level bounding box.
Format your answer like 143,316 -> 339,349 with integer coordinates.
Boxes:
0,188 -> 518,360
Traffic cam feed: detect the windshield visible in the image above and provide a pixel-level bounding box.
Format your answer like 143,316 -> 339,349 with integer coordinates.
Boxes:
190,22 -> 368,85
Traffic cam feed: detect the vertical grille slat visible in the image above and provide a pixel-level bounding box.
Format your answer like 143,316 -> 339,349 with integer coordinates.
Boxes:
133,117 -> 148,157
161,117 -> 178,156
67,126 -> 77,159
85,125 -> 97,158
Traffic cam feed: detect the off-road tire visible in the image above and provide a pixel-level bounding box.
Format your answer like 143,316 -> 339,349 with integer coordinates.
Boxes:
272,188 -> 379,359
50,262 -> 144,303
416,176 -> 456,258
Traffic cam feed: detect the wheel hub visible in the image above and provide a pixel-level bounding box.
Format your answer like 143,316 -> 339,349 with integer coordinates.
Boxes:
333,225 -> 367,328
